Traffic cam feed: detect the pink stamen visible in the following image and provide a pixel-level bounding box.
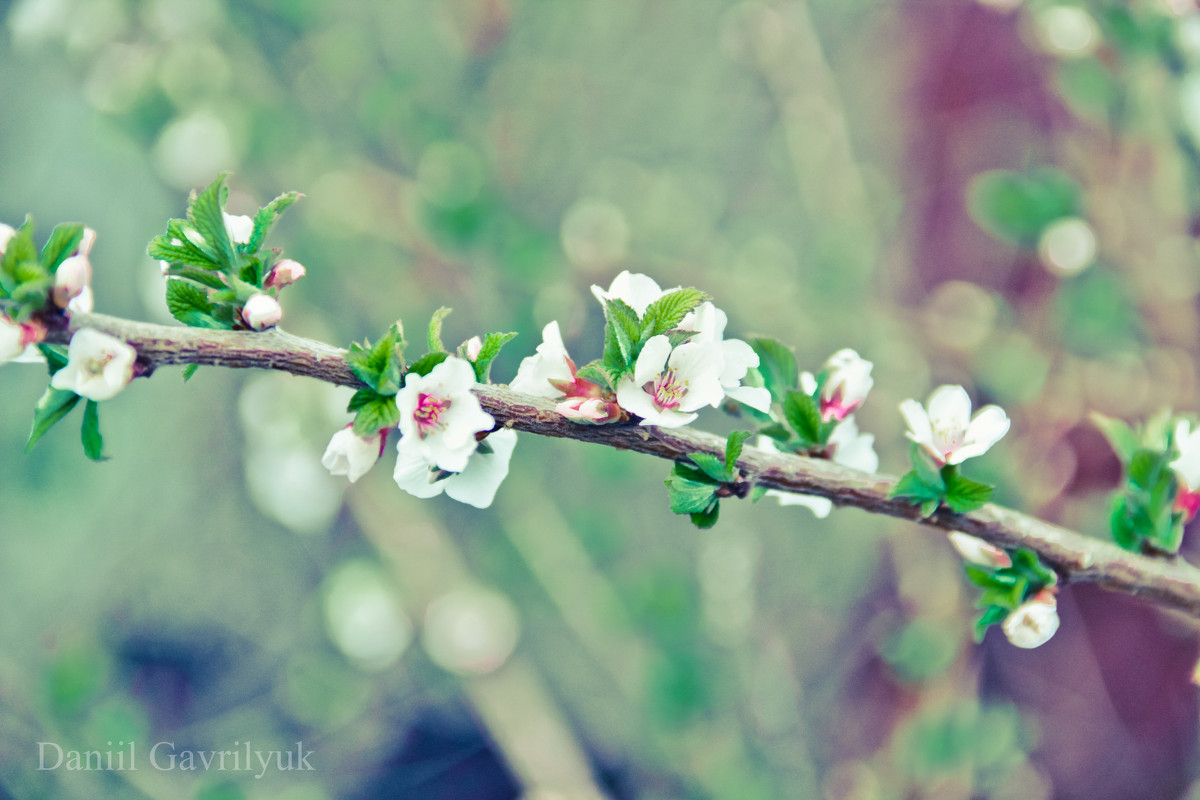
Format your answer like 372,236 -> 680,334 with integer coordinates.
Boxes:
413,393 -> 451,438
1177,487 -> 1200,522
646,369 -> 687,411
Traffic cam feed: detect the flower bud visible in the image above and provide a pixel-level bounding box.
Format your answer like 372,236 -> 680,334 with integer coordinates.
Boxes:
265,258 -> 306,289
322,426 -> 385,483
53,254 -> 92,309
0,223 -> 16,256
819,349 -> 873,422
1002,589 -> 1060,649
463,335 -> 483,361
556,395 -> 623,424
78,227 -> 97,256
241,293 -> 283,330
49,327 -> 136,401
223,212 -> 254,245
947,532 -> 1011,568
0,316 -> 25,363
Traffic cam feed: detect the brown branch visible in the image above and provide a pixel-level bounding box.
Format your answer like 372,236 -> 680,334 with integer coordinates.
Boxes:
43,312 -> 1200,621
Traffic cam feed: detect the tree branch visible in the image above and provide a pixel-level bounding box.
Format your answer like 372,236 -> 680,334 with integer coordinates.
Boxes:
44,312 -> 1200,621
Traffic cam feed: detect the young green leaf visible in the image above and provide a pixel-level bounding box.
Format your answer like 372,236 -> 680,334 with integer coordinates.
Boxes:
428,307 -> 452,353
690,502 -> 720,529
1090,412 -> 1139,463
687,452 -> 731,483
943,471 -> 993,514
913,443 -> 946,491
640,287 -> 706,340
26,387 -> 81,453
0,219 -> 38,297
165,279 -> 216,327
724,430 -> 752,474
783,391 -> 821,445
574,360 -> 613,391
246,191 -> 302,254
407,351 -> 450,378
973,605 -> 1009,642
601,298 -> 640,373
665,469 -> 719,514
81,400 -> 104,461
352,395 -> 400,436
472,331 -> 518,383
186,174 -> 237,269
182,364 -> 200,381
749,338 -> 798,403
40,223 -> 84,271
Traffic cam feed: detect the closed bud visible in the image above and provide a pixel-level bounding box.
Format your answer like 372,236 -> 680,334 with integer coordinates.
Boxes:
241,293 -> 283,330
265,258 -> 306,289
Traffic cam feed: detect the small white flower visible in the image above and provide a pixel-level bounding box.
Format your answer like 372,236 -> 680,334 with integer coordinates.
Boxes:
509,321 -> 574,398
265,258 -> 306,289
224,212 -> 254,245
818,349 -> 873,422
0,316 -> 25,363
68,285 -> 94,314
242,293 -> 282,330
679,302 -> 771,413
590,270 -> 673,315
0,223 -> 15,255
50,328 -> 136,401
1171,420 -> 1200,491
900,385 -> 1010,466
53,254 -> 92,309
463,335 -> 483,361
947,532 -> 1012,568
1002,590 -> 1060,649
615,335 -> 725,427
394,428 -> 517,508
395,356 -> 495,473
763,415 -> 879,517
322,426 -> 385,483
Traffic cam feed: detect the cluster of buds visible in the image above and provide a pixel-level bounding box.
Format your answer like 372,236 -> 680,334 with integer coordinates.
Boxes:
948,532 -> 1061,649
52,227 -> 96,313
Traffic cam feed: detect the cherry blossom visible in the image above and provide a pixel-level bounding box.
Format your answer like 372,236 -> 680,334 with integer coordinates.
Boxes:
1171,420 -> 1200,520
49,328 -> 136,401
322,426 -> 386,483
242,293 -> 283,330
900,385 -> 1010,466
509,321 -> 574,398
590,270 -> 673,315
1001,589 -> 1060,649
394,429 -> 517,509
615,335 -> 725,427
764,415 -> 879,517
395,356 -> 495,473
678,302 -> 771,413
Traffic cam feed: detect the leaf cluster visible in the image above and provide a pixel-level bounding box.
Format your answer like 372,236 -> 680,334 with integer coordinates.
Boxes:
596,288 -> 708,389
0,218 -> 86,321
26,344 -> 106,461
665,432 -> 759,528
963,549 -> 1058,642
889,443 -> 994,517
1095,412 -> 1187,555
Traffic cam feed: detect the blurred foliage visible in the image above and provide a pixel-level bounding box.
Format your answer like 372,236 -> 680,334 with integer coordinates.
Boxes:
4,0 -> 1200,798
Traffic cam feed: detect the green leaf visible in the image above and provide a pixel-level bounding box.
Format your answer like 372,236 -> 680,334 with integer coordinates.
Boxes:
40,223 -> 84,271
182,364 -> 200,381
889,471 -> 944,503
966,167 -> 1080,245
427,307 -> 452,353
973,605 -> 1009,642
407,351 -> 450,377
1126,448 -> 1162,490
148,219 -> 222,269
601,298 -> 641,374
783,391 -> 821,444
0,218 -> 38,298
943,470 -> 993,514
750,338 -> 798,404
725,430 -> 751,474
246,191 -> 302,254
26,387 -> 81,453
472,331 -> 518,383
920,498 -> 941,518
81,400 -> 104,461
749,485 -> 768,503
913,443 -> 946,491
347,387 -> 380,413
573,360 -> 613,391
346,325 -> 405,394
640,287 -> 706,340
690,502 -> 720,529
165,279 -> 215,327
353,395 -> 400,436
187,174 -> 237,269
665,469 -> 719,514
687,452 -> 731,483
37,344 -> 69,373
1090,412 -> 1138,463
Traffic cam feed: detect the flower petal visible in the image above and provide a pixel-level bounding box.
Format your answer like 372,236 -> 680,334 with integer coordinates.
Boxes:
926,385 -> 972,431
948,404 -> 1011,465
633,335 -> 672,385
443,429 -> 518,508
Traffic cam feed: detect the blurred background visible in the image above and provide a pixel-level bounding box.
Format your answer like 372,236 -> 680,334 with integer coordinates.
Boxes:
2,0 -> 1200,797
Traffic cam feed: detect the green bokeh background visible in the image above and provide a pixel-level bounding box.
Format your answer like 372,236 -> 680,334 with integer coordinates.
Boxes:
2,1 -> 1200,798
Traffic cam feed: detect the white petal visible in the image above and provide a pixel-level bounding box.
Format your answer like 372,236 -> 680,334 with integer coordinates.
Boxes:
799,372 -> 818,395
717,338 -> 759,386
393,440 -> 448,499
594,270 -> 665,315
443,429 -> 518,508
949,405 -> 1011,465
766,490 -> 833,518
1173,420 -> 1200,490
926,385 -> 973,431
0,318 -> 24,363
899,399 -> 935,452
829,418 -> 878,472
633,335 -> 672,385
509,321 -> 573,397
1002,598 -> 1060,649
725,385 -> 772,414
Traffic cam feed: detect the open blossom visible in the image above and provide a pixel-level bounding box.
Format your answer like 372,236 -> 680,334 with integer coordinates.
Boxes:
224,212 -> 254,245
1002,589 -> 1060,649
900,385 -> 1010,466
396,356 -> 495,473
394,428 -> 517,509
590,270 -> 673,315
947,532 -> 1012,569
764,415 -> 879,517
265,259 -> 306,289
678,302 -> 771,413
242,293 -> 282,330
510,321 -> 574,397
1171,420 -> 1200,520
322,426 -> 386,483
50,328 -> 136,401
616,335 -> 725,427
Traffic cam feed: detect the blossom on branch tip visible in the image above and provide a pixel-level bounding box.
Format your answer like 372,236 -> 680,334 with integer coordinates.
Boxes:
396,356 -> 495,473
947,532 -> 1012,568
1171,420 -> 1200,520
394,428 -> 517,509
762,415 -> 879,517
265,259 -> 306,289
1002,589 -> 1059,649
615,335 -> 725,428
322,426 -> 386,483
242,293 -> 282,330
679,302 -> 771,413
50,327 -> 136,401
224,212 -> 253,245
900,385 -> 1010,465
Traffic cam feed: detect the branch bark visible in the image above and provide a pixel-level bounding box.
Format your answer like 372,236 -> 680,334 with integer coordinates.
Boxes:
43,312 -> 1200,621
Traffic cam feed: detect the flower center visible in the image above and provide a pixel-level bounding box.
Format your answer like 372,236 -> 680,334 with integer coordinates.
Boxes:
931,421 -> 965,461
413,393 -> 451,437
646,369 -> 688,411
84,352 -> 114,379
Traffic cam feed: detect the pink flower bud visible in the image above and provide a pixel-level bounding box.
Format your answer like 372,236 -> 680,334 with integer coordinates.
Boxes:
265,258 -> 306,289
463,335 -> 483,361
947,532 -> 1011,569
556,396 -> 623,424
241,293 -> 282,330
53,254 -> 92,309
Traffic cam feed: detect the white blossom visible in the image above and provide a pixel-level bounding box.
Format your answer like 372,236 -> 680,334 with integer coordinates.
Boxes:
395,356 -> 495,473
242,293 -> 282,330
817,349 -> 873,422
679,301 -> 771,413
763,415 -> 879,517
0,316 -> 25,364
590,270 -> 673,315
615,335 -> 725,427
50,328 -> 136,401
322,426 -> 385,483
900,385 -> 1010,466
394,428 -> 517,509
1002,590 -> 1060,649
509,321 -> 573,398
1171,420 -> 1200,491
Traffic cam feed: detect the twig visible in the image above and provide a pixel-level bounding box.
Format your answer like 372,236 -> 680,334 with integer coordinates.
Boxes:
42,312 -> 1200,622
